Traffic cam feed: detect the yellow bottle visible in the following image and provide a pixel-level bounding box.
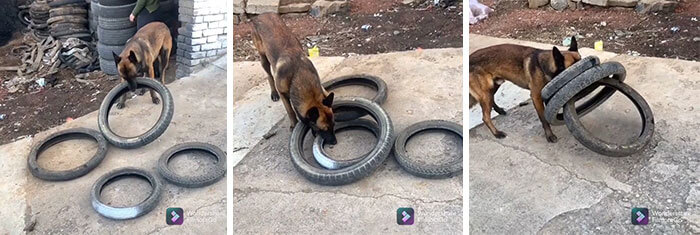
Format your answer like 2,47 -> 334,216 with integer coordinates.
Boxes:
308,46 -> 319,58
594,41 -> 604,51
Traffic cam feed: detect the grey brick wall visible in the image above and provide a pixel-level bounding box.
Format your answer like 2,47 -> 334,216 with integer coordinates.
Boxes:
176,0 -> 228,78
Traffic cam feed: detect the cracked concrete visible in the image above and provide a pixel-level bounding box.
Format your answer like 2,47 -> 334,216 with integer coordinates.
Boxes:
0,57 -> 227,234
232,48 -> 463,233
469,35 -> 699,234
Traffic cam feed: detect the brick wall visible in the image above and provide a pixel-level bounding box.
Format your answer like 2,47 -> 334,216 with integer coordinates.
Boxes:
176,0 -> 228,78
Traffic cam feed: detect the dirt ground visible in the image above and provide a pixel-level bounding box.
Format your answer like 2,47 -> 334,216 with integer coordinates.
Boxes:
471,0 -> 699,61
233,0 -> 464,61
0,33 -> 118,144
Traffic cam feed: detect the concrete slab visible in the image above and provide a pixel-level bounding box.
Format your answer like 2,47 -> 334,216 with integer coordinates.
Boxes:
0,57 -> 228,234
470,37 -> 700,233
233,48 -> 463,233
468,34 -> 617,129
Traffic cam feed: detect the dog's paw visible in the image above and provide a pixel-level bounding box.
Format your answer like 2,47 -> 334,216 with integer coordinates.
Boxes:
151,97 -> 160,105
271,92 -> 280,102
137,88 -> 147,96
494,131 -> 507,139
546,134 -> 558,143
116,102 -> 125,109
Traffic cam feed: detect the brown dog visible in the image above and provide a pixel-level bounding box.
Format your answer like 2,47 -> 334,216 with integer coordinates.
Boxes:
112,22 -> 172,109
469,37 -> 581,143
251,13 -> 337,144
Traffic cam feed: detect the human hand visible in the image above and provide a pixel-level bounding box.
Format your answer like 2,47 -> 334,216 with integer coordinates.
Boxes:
129,14 -> 135,22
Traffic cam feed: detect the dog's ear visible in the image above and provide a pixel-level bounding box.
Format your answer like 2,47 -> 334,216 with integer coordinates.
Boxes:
306,107 -> 319,123
552,47 -> 566,72
128,50 -> 138,64
112,52 -> 121,64
569,36 -> 578,52
322,92 -> 334,107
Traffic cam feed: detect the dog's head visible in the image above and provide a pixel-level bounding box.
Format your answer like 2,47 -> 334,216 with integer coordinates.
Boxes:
302,92 -> 337,145
550,36 -> 582,78
113,51 -> 142,92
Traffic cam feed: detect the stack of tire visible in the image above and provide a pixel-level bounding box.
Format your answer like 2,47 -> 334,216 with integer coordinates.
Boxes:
48,0 -> 91,41
95,0 -> 138,75
29,0 -> 51,39
89,0 -> 99,37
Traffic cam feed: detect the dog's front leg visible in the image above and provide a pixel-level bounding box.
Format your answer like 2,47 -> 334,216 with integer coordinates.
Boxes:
147,65 -> 160,104
530,90 -> 557,143
116,93 -> 127,109
280,93 -> 298,129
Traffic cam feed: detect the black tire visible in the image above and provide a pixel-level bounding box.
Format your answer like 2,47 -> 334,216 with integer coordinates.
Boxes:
542,56 -> 600,100
47,15 -> 88,25
311,118 -> 379,170
563,78 -> 654,157
97,43 -> 124,60
49,0 -> 88,8
322,74 -> 388,121
544,61 -> 627,125
98,77 -> 174,149
97,2 -> 135,18
98,17 -> 135,30
49,7 -> 88,17
394,120 -> 463,179
91,167 -> 162,220
19,10 -> 32,26
97,26 -> 135,45
27,128 -> 108,181
99,57 -> 118,75
157,142 -> 227,188
289,97 -> 394,186
98,0 -> 136,6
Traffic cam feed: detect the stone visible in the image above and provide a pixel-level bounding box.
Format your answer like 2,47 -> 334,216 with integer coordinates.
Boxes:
528,0 -> 548,8
233,0 -> 246,14
309,0 -> 348,17
246,0 -> 279,14
635,0 -> 677,14
568,0 -> 577,9
280,0 -> 314,5
402,0 -> 423,4
608,0 -> 638,7
551,0 -> 568,10
583,0 -> 607,6
279,3 -> 312,13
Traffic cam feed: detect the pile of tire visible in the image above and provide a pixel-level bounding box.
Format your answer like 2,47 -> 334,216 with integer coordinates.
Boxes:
48,0 -> 91,41
542,56 -> 654,157
27,78 -> 227,220
94,0 -> 138,75
289,75 -> 464,186
29,0 -> 51,39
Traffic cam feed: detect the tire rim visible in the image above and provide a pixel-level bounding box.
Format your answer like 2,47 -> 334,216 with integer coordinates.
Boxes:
158,142 -> 227,188
312,119 -> 380,170
27,127 -> 108,181
91,167 -> 162,220
563,78 -> 654,157
98,77 -> 173,148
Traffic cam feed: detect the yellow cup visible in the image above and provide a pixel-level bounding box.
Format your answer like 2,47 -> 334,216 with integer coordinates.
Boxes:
308,46 -> 319,58
594,41 -> 604,51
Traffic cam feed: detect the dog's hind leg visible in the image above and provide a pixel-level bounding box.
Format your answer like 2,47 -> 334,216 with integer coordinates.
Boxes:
491,83 -> 507,115
159,47 -> 171,84
479,94 -> 507,139
260,55 -> 279,102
